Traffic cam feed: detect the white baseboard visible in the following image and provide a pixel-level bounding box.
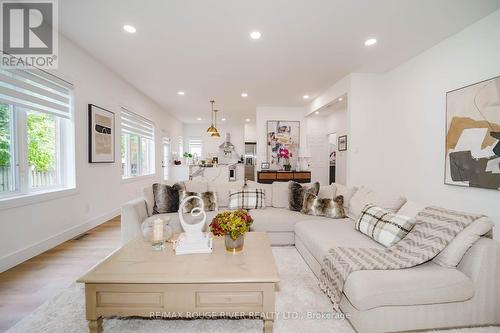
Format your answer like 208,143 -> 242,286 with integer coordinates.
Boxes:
0,209 -> 120,273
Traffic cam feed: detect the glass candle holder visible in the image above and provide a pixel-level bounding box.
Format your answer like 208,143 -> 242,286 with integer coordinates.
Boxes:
141,217 -> 172,250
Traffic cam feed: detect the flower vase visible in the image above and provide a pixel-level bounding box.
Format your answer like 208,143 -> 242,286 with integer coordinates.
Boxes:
225,234 -> 244,253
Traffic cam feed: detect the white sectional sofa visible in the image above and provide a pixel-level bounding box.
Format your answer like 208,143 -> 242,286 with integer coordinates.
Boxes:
120,180 -> 500,333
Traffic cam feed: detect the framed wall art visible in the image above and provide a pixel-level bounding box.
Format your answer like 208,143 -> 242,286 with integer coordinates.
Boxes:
88,104 -> 115,163
445,76 -> 500,190
266,120 -> 300,170
338,135 -> 347,151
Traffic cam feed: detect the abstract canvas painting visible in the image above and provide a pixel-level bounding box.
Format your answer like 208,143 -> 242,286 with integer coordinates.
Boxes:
267,120 -> 300,170
445,76 -> 500,190
89,104 -> 115,163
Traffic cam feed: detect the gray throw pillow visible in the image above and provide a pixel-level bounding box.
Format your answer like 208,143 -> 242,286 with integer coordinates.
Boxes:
288,181 -> 320,211
301,192 -> 346,219
152,182 -> 185,214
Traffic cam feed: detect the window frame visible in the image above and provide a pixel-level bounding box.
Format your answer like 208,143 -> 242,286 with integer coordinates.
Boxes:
188,137 -> 203,158
0,104 -> 76,208
120,109 -> 155,180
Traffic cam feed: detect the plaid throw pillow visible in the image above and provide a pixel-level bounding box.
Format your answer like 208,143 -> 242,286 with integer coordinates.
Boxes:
355,204 -> 416,247
228,189 -> 266,210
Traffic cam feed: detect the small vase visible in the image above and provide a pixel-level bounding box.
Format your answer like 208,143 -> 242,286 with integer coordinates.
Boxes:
225,234 -> 244,253
284,165 -> 291,171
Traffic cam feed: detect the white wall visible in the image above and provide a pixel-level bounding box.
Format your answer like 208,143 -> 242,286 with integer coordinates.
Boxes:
244,123 -> 257,142
305,107 -> 348,185
0,35 -> 183,272
182,123 -> 245,160
346,10 -> 500,238
255,107 -> 306,171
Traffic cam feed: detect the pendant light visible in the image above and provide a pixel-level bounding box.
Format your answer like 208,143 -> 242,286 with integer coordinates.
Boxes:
211,109 -> 220,137
206,100 -> 218,134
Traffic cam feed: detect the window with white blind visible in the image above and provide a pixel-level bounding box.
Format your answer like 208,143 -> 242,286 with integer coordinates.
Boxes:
188,137 -> 202,158
120,108 -> 155,179
0,66 -> 75,201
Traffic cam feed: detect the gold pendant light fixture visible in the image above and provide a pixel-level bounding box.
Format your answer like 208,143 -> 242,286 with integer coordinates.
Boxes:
206,100 -> 218,135
211,108 -> 220,137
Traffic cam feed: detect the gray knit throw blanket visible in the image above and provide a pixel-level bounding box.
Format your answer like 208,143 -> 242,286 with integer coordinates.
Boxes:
319,206 -> 484,310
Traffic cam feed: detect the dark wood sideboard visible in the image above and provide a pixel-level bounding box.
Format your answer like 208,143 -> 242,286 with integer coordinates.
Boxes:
257,171 -> 311,184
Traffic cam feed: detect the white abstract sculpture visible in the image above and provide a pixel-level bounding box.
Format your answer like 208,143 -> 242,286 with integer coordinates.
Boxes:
174,196 -> 213,255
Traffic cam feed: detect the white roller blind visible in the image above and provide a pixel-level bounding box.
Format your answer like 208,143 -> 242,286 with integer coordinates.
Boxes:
0,67 -> 73,119
121,107 -> 154,140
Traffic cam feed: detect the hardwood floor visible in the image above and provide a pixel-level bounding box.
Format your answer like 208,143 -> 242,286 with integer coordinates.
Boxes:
0,217 -> 121,332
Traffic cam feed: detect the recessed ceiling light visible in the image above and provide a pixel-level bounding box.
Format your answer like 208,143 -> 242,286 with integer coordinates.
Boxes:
338,97 -> 343,101
241,93 -> 248,97
123,25 -> 136,33
303,95 -> 310,99
196,117 -> 202,121
221,118 -> 226,121
315,111 -> 320,115
177,91 -> 185,96
364,38 -> 377,46
245,118 -> 251,122
250,31 -> 262,40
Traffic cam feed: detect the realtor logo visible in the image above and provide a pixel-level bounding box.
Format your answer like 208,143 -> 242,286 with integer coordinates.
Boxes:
0,0 -> 58,68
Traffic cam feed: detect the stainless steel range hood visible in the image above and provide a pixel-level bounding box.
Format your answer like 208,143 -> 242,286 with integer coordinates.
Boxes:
219,133 -> 235,151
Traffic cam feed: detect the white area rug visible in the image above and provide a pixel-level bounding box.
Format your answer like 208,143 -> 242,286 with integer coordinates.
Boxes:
5,247 -> 499,333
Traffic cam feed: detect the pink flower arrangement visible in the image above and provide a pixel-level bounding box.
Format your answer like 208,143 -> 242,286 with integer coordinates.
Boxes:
278,148 -> 292,159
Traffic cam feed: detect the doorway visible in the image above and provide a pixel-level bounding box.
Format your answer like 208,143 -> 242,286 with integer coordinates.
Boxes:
328,133 -> 337,184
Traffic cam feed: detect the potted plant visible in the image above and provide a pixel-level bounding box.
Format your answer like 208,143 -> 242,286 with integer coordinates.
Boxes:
278,148 -> 292,171
209,210 -> 253,253
183,152 -> 193,164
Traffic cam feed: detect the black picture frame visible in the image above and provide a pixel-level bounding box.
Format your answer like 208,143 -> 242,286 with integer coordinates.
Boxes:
338,135 -> 348,151
88,104 -> 115,163
261,162 -> 270,170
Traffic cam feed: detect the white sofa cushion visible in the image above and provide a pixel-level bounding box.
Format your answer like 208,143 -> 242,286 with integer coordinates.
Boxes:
246,180 -> 273,207
343,262 -> 474,310
184,181 -> 208,193
397,200 -> 428,217
349,186 -> 406,220
318,184 -> 337,198
250,207 -> 318,232
208,181 -> 244,207
433,216 -> 494,267
333,183 -> 358,210
272,181 -> 290,208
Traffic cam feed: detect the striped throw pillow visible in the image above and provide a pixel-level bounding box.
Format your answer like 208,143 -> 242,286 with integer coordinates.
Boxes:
228,189 -> 266,210
355,204 -> 415,247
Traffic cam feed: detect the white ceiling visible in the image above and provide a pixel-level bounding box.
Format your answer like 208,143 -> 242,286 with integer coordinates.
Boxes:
59,0 -> 500,124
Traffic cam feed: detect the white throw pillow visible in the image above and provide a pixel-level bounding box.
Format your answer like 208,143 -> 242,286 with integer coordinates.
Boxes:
246,180 -> 273,207
272,181 -> 291,208
318,184 -> 337,198
433,216 -> 494,267
208,181 -> 244,207
348,186 -> 406,220
334,183 -> 358,210
397,201 -> 428,218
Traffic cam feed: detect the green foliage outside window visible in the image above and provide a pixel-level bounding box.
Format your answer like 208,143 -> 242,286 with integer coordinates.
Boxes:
27,112 -> 56,172
0,104 -> 11,167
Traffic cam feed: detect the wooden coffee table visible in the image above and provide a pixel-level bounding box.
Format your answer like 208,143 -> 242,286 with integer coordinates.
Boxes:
77,232 -> 280,333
